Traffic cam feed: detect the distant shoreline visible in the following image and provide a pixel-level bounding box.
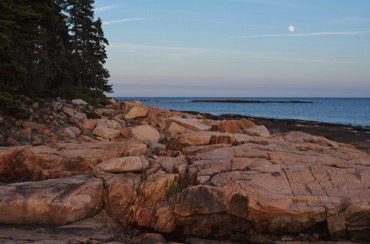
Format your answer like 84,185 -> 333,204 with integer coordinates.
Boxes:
191,99 -> 314,104
115,97 -> 370,127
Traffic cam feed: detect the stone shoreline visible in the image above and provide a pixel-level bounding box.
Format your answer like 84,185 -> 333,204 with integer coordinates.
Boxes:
0,98 -> 370,243
180,111 -> 370,154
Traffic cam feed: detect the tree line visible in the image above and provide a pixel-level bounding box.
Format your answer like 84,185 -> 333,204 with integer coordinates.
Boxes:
0,0 -> 112,98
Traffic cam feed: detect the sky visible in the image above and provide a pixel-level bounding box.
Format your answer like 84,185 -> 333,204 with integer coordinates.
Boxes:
94,0 -> 370,97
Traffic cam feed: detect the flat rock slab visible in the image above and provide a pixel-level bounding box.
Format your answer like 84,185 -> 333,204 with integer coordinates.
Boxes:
175,131 -> 370,240
0,214 -> 131,243
0,227 -> 115,243
168,131 -> 235,150
0,175 -> 103,225
216,114 -> 370,154
0,141 -> 138,181
171,117 -> 212,131
95,156 -> 149,173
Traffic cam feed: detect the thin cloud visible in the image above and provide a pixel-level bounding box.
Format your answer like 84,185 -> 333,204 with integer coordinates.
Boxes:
103,18 -> 149,26
328,17 -> 370,24
231,30 -> 370,38
109,43 -> 352,64
257,55 -> 351,64
229,0 -> 304,8
95,5 -> 114,12
109,44 -> 205,56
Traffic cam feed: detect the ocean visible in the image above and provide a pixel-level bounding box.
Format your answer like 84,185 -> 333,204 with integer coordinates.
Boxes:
116,97 -> 370,127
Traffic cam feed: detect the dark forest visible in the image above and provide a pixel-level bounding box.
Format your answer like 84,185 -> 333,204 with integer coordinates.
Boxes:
0,0 -> 111,99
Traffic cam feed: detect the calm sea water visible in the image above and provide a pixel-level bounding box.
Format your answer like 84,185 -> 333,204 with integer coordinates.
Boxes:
116,97 -> 370,127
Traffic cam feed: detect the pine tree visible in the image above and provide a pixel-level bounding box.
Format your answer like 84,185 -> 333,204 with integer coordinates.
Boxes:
41,0 -> 76,96
0,0 -> 112,98
66,0 -> 111,93
88,18 -> 112,92
0,0 -> 28,86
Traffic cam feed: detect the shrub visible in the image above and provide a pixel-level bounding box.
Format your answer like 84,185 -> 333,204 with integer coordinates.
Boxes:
167,182 -> 179,198
0,91 -> 30,119
66,88 -> 111,108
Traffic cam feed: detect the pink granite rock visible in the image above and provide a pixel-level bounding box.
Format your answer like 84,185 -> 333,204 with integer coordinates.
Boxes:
0,176 -> 103,225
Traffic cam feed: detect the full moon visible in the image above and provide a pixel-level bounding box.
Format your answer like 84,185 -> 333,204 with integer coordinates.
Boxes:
288,25 -> 295,32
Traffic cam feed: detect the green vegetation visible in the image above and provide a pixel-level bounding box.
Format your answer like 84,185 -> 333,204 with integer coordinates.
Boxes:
67,88 -> 110,107
167,182 -> 179,198
0,0 -> 111,101
136,187 -> 143,197
0,84 -> 30,119
86,111 -> 100,119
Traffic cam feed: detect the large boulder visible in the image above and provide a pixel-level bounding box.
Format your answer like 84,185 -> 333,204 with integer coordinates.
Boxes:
0,141 -> 134,181
165,121 -> 194,138
105,172 -> 178,233
124,106 -> 149,119
213,118 -> 255,133
168,131 -> 234,150
0,176 -> 103,225
83,119 -> 97,130
92,127 -> 121,140
96,118 -> 122,129
62,106 -> 87,121
242,125 -> 270,137
131,125 -> 160,143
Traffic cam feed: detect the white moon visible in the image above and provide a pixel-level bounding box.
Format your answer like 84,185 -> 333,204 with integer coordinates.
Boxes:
288,25 -> 295,32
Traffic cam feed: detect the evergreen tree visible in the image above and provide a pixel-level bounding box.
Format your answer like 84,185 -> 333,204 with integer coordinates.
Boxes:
26,0 -> 56,95
0,0 -> 31,86
41,0 -> 76,96
66,0 -> 111,93
88,18 -> 111,92
0,0 -> 112,98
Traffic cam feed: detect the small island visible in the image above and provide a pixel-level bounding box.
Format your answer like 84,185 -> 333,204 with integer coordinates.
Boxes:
191,99 -> 314,104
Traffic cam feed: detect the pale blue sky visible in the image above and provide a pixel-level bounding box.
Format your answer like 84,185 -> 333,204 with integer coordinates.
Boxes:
94,0 -> 370,97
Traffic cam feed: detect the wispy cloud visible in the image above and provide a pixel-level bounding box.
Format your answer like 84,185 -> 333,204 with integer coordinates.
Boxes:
328,17 -> 370,24
256,55 -> 351,64
109,44 -> 206,56
95,5 -> 115,12
103,18 -> 149,26
231,30 -> 370,39
229,0 -> 304,8
109,43 -> 352,64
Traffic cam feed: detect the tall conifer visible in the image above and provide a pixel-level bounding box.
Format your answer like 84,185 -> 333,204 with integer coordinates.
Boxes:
0,0 -> 112,97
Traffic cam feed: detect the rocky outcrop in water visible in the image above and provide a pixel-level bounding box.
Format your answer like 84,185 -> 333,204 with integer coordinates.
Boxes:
0,98 -> 369,243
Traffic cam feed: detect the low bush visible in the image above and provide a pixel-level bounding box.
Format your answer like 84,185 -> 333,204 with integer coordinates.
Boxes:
0,85 -> 30,119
